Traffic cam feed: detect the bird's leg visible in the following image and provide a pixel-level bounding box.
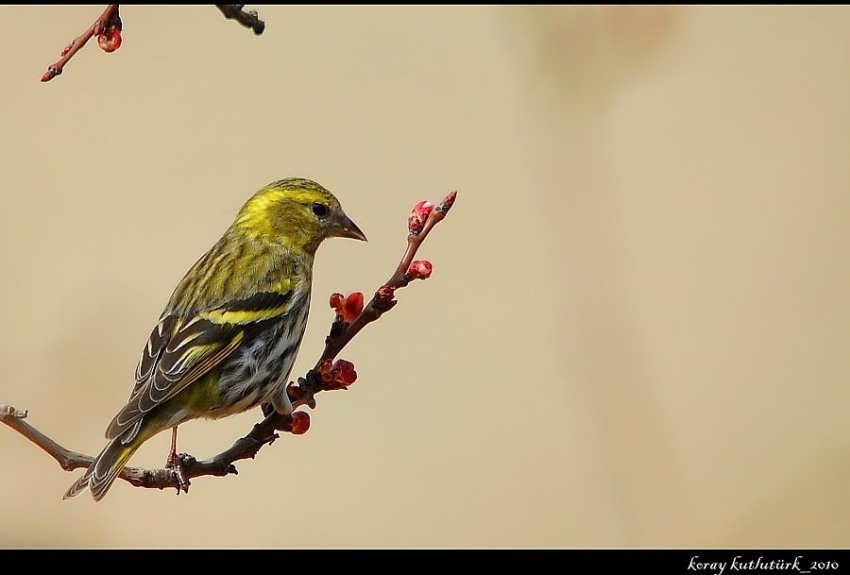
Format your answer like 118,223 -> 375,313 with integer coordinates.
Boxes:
165,426 -> 190,495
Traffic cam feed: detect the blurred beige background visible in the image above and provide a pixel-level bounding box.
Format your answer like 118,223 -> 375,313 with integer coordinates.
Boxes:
1,5 -> 849,548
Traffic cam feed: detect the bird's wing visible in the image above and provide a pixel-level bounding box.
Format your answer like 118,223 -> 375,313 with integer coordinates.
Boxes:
106,289 -> 295,441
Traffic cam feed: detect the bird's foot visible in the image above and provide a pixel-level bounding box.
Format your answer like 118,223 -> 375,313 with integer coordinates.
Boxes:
165,451 -> 193,495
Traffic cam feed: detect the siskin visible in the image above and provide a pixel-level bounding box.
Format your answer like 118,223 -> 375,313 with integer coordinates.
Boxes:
64,177 -> 366,501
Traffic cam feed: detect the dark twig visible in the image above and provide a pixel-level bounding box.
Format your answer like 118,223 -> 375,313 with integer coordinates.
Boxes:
217,5 -> 265,35
1,192 -> 457,494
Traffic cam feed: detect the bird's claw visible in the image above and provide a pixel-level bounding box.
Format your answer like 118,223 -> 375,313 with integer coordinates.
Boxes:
166,451 -> 193,495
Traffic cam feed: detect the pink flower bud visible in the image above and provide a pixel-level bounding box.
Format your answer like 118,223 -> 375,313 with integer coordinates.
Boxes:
330,291 -> 364,323
407,260 -> 433,280
98,28 -> 122,53
408,200 -> 434,235
288,411 -> 311,435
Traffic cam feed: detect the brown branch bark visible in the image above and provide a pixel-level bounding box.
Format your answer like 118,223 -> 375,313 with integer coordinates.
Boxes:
216,5 -> 265,35
1,191 -> 457,495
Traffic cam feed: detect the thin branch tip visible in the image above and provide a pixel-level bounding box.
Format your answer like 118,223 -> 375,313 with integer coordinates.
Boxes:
439,190 -> 458,213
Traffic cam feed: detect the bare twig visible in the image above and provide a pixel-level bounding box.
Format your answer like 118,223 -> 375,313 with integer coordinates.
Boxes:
0,405 -> 91,471
1,192 -> 457,494
217,5 -> 265,35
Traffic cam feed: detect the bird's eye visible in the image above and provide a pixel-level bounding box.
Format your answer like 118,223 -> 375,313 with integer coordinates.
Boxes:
311,203 -> 329,218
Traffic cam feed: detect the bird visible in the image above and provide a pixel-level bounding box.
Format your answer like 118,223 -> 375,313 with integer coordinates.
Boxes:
63,177 -> 366,501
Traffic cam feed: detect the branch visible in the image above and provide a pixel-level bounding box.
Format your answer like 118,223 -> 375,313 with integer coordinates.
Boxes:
0,405 -> 91,472
2,191 -> 457,494
41,5 -> 121,82
41,5 -> 265,82
216,5 -> 265,35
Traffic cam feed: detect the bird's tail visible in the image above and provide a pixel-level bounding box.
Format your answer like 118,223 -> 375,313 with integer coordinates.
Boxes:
63,434 -> 144,502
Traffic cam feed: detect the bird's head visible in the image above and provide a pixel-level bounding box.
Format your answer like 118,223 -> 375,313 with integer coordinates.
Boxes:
233,178 -> 366,254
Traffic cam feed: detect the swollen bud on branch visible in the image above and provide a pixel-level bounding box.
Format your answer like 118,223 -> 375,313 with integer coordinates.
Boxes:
287,412 -> 311,435
97,28 -> 122,53
406,260 -> 433,281
97,9 -> 123,53
373,284 -> 398,313
408,201 -> 434,235
437,191 -> 457,215
330,292 -> 364,323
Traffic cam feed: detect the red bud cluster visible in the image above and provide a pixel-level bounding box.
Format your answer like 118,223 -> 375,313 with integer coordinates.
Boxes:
330,291 -> 364,323
317,358 -> 358,391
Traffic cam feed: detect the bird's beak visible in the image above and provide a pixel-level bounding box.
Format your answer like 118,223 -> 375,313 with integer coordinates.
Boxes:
333,213 -> 367,241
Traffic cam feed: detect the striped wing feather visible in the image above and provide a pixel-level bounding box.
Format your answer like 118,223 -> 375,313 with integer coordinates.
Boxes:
106,290 -> 293,441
